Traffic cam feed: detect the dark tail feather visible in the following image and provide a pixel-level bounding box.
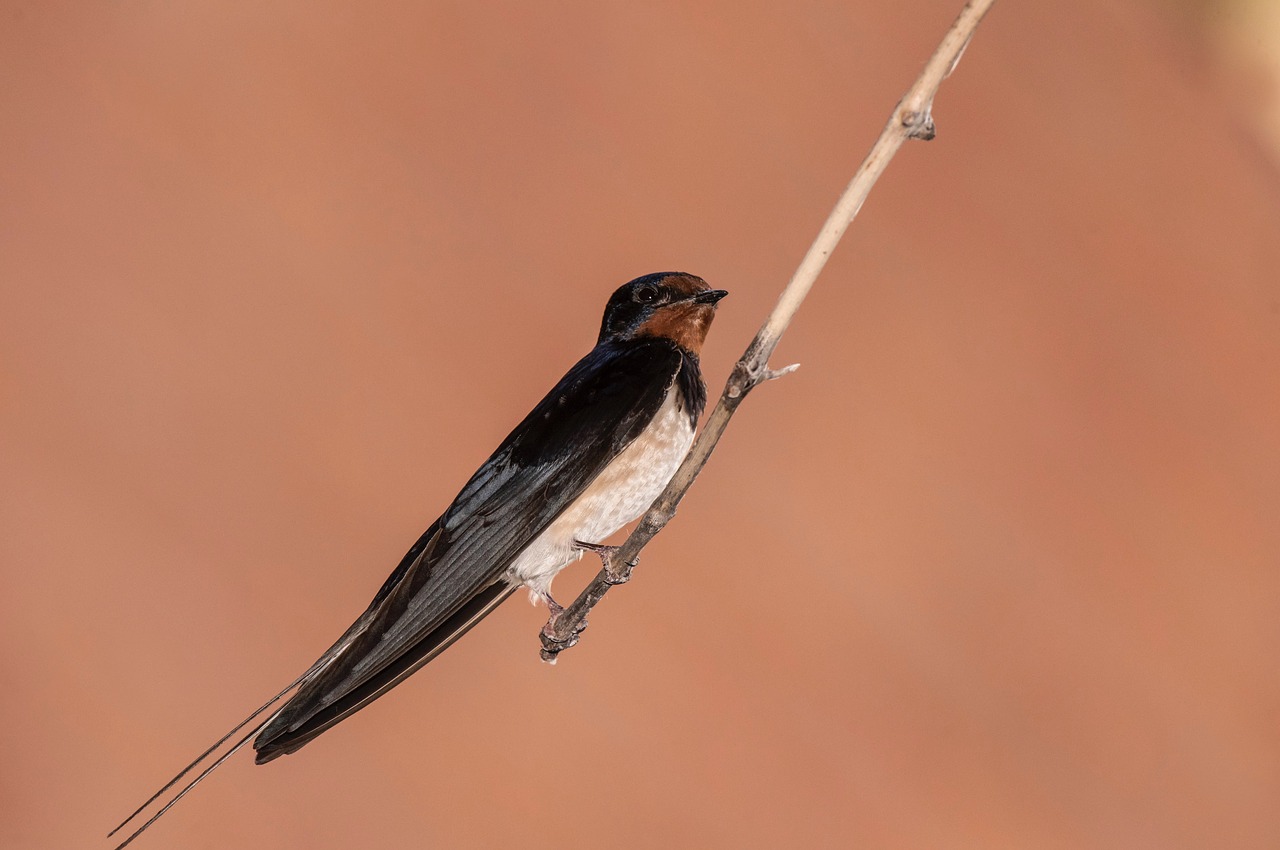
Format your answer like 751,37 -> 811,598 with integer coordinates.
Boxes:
111,721 -> 265,850
107,672 -> 310,849
108,576 -> 517,844
254,580 -> 517,763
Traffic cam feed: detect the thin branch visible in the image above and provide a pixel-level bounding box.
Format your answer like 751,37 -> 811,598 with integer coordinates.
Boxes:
539,0 -> 998,662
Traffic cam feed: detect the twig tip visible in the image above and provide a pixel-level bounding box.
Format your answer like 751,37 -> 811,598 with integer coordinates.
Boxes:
764,363 -> 801,382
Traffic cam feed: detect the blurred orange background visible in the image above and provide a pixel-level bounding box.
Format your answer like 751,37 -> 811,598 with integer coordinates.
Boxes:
3,2 -> 1278,848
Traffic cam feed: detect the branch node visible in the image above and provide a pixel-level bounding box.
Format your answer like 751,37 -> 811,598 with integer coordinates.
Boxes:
901,106 -> 937,140
727,361 -> 756,398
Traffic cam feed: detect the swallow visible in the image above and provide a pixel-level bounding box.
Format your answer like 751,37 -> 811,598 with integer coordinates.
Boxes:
110,272 -> 727,848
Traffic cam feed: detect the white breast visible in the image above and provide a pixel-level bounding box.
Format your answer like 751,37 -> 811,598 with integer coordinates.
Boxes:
505,388 -> 694,603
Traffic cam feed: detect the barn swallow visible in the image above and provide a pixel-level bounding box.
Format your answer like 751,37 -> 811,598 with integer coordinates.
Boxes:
110,272 -> 727,848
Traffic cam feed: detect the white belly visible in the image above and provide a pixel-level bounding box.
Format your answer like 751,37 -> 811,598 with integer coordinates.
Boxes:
505,388 -> 694,603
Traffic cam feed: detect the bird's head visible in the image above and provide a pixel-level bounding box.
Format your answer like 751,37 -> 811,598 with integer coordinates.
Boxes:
598,272 -> 728,354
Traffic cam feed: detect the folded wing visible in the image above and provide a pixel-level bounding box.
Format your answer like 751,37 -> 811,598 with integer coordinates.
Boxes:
253,337 -> 688,760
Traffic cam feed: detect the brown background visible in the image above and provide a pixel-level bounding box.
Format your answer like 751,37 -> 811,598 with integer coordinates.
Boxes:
3,2 -> 1278,848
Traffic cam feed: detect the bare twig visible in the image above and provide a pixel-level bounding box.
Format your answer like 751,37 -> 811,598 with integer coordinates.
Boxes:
539,0 -> 997,662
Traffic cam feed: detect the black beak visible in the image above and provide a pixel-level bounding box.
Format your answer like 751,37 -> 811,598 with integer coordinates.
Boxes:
693,289 -> 729,305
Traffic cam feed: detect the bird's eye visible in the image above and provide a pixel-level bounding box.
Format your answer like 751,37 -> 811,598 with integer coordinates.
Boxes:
634,285 -> 660,305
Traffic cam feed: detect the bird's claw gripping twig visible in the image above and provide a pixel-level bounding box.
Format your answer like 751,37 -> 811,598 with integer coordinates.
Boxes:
539,595 -> 588,663
575,539 -> 635,585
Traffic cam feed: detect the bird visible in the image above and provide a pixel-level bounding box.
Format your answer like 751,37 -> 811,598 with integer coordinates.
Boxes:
109,272 -> 727,848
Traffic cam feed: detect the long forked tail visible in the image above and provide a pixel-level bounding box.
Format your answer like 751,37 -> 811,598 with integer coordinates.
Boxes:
109,577 -> 519,846
106,672 -> 309,850
253,580 -> 518,762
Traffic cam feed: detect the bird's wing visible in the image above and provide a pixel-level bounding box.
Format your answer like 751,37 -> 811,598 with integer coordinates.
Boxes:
253,337 -> 687,757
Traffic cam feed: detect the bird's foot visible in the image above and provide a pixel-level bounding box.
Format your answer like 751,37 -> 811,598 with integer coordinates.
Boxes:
574,539 -> 634,585
539,594 -> 586,664
544,594 -> 565,622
